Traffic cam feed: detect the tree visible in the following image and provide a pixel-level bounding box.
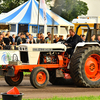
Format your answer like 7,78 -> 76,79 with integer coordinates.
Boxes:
51,0 -> 89,21
0,0 -> 52,13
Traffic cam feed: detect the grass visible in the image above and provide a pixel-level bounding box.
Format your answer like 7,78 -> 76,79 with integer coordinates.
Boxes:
1,96 -> 100,100
23,72 -> 31,76
22,96 -> 100,100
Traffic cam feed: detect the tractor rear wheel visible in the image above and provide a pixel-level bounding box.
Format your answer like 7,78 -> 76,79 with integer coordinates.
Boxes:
70,46 -> 100,87
30,67 -> 49,88
49,70 -> 73,85
5,72 -> 23,86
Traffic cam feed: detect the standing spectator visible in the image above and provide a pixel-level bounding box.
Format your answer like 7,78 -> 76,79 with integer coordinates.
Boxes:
97,35 -> 100,43
2,32 -> 6,38
0,33 -> 5,49
45,32 -> 50,39
40,35 -> 46,43
7,31 -> 13,44
15,32 -> 21,45
81,35 -> 86,42
59,35 -> 65,42
91,35 -> 96,42
3,33 -> 11,45
53,35 -> 57,43
17,32 -> 24,45
22,34 -> 27,43
12,34 -> 16,45
46,34 -> 51,44
27,34 -> 35,44
36,33 -> 41,43
26,32 -> 29,39
40,33 -> 43,39
54,37 -> 59,43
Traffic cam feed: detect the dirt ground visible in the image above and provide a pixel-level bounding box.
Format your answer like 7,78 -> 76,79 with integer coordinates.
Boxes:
0,76 -> 100,99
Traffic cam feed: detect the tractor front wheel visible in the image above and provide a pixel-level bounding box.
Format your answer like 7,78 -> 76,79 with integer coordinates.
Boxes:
30,67 -> 49,88
5,72 -> 23,86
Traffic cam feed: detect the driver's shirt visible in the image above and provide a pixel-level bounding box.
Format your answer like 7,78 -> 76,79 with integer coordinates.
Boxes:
65,34 -> 83,49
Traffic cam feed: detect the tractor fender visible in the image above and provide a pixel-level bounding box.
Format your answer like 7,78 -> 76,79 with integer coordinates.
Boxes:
74,42 -> 100,53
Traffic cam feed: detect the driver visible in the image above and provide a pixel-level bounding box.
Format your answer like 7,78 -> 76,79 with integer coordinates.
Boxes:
64,29 -> 83,57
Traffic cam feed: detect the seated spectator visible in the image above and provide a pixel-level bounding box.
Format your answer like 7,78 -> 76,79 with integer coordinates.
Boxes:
91,35 -> 96,42
40,35 -> 46,43
45,32 -> 50,39
27,34 -> 35,44
46,34 -> 51,44
59,35 -> 65,42
97,35 -> 100,43
17,32 -> 24,45
0,33 -> 5,49
3,33 -> 11,45
81,35 -> 86,41
53,35 -> 57,43
15,32 -> 21,45
36,33 -> 41,43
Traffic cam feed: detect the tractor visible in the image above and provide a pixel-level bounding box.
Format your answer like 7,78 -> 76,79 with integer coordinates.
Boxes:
0,24 -> 100,88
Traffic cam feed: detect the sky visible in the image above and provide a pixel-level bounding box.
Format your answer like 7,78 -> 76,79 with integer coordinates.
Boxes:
81,0 -> 100,16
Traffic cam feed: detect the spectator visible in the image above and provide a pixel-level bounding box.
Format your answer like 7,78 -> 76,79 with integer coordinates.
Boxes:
54,37 -> 59,43
22,34 -> 27,43
0,33 -> 5,49
26,32 -> 29,39
3,33 -> 11,45
59,35 -> 65,42
12,34 -> 16,45
81,35 -> 86,42
97,35 -> 100,43
66,34 -> 70,41
27,34 -> 35,44
7,31 -> 13,44
2,32 -> 6,38
40,35 -> 46,43
91,35 -> 96,42
15,32 -> 21,45
53,35 -> 58,43
45,32 -> 50,39
36,33 -> 41,43
46,34 -> 51,44
40,33 -> 43,39
17,32 -> 24,45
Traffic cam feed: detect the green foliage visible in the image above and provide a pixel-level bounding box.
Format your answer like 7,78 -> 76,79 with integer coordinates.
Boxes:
0,0 -> 52,13
0,0 -> 88,21
51,0 -> 89,21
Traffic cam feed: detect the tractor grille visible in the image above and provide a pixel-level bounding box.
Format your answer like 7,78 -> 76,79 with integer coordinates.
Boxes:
20,52 -> 29,63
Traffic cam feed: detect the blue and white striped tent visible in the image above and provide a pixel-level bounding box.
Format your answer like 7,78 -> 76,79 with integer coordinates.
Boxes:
0,0 -> 74,37
0,0 -> 73,25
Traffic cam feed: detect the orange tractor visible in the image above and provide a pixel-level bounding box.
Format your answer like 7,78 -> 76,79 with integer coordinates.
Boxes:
0,24 -> 100,88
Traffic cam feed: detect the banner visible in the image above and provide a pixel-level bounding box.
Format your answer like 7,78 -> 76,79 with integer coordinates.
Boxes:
40,0 -> 47,24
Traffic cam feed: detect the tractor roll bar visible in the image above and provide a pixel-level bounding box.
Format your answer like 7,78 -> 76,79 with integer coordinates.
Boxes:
75,24 -> 90,42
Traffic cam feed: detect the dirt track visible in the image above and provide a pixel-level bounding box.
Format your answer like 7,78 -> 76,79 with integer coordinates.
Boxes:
0,76 -> 100,99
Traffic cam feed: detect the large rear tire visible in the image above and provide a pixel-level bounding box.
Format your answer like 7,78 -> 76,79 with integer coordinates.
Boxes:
5,72 -> 23,86
70,46 -> 100,87
30,67 -> 49,88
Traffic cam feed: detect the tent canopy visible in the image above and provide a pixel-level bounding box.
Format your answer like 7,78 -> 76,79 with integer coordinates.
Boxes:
0,0 -> 74,26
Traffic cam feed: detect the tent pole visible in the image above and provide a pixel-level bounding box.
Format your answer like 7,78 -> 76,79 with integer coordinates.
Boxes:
37,0 -> 40,34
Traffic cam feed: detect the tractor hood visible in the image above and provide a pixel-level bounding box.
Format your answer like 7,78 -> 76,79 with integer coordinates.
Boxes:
18,43 -> 66,52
